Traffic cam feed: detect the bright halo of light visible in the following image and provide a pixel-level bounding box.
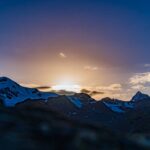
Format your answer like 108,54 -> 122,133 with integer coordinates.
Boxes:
52,84 -> 81,93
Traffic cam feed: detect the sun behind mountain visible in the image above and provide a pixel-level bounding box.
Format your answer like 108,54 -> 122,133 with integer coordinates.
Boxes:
52,84 -> 81,93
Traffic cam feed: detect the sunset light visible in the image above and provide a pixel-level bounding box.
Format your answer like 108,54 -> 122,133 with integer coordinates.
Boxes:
52,84 -> 81,93
1,0 -> 150,149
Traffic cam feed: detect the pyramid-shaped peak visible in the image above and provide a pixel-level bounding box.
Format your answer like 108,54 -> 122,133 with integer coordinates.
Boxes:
136,91 -> 143,95
131,91 -> 149,102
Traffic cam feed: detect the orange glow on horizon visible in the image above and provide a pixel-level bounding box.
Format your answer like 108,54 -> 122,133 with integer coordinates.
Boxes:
52,84 -> 81,93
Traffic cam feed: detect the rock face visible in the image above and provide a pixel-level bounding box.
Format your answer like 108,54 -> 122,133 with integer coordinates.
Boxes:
0,105 -> 147,150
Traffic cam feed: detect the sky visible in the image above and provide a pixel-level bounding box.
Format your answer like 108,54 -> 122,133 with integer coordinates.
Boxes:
1,0 -> 150,100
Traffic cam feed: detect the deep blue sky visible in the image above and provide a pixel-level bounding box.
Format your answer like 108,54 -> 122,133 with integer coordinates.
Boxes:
1,0 -> 150,65
1,0 -> 150,99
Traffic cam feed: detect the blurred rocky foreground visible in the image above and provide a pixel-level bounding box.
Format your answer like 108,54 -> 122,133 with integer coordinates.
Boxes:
0,104 -> 149,150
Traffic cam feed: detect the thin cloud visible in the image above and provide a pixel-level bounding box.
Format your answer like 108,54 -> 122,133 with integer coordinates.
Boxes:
59,52 -> 67,58
130,72 -> 150,85
84,66 -> 99,71
20,83 -> 40,88
81,88 -> 104,96
21,85 -> 52,92
37,86 -> 51,90
144,64 -> 150,67
90,91 -> 105,96
81,89 -> 91,94
51,90 -> 75,95
131,84 -> 146,90
97,84 -> 122,91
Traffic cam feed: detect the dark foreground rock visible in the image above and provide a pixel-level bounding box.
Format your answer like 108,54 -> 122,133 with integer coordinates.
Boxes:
0,105 -> 148,150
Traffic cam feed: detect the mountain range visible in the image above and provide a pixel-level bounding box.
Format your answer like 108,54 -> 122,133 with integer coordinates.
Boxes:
0,77 -> 150,134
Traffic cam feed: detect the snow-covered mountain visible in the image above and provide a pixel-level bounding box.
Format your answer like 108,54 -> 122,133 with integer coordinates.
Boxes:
0,77 -> 58,106
131,91 -> 150,102
1,77 -> 150,135
101,91 -> 150,113
101,97 -> 134,113
1,76 -> 150,116
0,77 -> 94,108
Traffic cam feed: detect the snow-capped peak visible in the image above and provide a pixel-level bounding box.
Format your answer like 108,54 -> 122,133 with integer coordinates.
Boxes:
131,91 -> 149,102
0,77 -> 58,107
